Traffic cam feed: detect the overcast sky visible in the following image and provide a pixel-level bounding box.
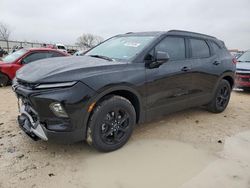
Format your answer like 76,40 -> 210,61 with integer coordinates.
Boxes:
0,0 -> 249,50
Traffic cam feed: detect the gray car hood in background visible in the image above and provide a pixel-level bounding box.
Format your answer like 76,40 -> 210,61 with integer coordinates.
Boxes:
16,56 -> 128,83
236,62 -> 250,73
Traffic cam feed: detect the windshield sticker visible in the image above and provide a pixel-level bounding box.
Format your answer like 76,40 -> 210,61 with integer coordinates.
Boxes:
123,42 -> 141,48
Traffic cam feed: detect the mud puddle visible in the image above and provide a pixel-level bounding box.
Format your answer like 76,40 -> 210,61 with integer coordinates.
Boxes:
181,131 -> 250,188
73,140 -> 215,188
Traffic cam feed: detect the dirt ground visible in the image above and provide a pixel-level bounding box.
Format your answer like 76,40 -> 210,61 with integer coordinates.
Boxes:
0,87 -> 250,188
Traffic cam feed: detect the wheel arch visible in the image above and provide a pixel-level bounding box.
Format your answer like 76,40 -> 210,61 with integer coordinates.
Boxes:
106,90 -> 141,123
0,71 -> 11,86
211,71 -> 235,96
82,85 -> 145,139
222,75 -> 234,88
94,85 -> 143,123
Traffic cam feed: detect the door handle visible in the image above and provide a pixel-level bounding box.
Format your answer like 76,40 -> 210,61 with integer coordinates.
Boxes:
213,61 -> 220,65
181,66 -> 191,72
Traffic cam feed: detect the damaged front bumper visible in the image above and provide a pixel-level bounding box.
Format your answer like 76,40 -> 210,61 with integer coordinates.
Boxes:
13,80 -> 97,143
18,103 -> 48,141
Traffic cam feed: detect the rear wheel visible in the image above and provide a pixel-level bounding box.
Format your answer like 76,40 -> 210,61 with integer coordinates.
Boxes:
206,79 -> 231,113
87,95 -> 136,152
243,88 -> 250,92
0,73 -> 9,87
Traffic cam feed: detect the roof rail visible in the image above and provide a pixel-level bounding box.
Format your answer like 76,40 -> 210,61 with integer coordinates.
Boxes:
125,32 -> 134,34
168,30 -> 216,39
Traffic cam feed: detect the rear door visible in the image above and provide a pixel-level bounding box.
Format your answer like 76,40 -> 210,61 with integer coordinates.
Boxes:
188,38 -> 219,106
145,36 -> 195,119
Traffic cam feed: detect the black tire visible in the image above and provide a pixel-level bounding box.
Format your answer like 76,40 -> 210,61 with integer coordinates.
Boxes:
0,73 -> 9,87
206,79 -> 231,113
243,88 -> 250,92
87,95 -> 136,152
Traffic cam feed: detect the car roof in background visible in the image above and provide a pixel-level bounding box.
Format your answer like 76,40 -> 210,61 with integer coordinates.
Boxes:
26,48 -> 68,53
27,47 -> 57,51
55,43 -> 65,46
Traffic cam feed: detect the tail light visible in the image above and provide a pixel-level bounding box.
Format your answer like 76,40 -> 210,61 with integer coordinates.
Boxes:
232,57 -> 237,65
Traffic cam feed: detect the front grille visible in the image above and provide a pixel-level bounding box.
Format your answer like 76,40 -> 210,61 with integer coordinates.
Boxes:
236,73 -> 250,82
240,78 -> 250,82
236,68 -> 250,72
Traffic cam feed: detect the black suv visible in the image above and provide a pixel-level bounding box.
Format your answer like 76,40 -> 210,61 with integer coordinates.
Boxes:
13,30 -> 235,152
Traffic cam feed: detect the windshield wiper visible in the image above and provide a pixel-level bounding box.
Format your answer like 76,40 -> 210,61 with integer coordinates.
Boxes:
89,55 -> 114,61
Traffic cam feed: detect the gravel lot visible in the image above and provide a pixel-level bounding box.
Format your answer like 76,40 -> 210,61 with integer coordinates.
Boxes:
0,87 -> 250,188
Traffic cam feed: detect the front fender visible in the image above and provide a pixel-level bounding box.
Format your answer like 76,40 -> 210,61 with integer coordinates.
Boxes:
0,63 -> 20,80
81,84 -> 146,139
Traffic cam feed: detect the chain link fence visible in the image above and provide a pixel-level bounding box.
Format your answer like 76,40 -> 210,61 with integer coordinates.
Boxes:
0,39 -> 79,52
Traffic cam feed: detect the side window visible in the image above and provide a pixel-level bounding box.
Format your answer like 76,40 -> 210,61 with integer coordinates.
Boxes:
50,52 -> 64,57
155,37 -> 185,61
22,52 -> 49,64
210,41 -> 220,54
190,39 -> 210,58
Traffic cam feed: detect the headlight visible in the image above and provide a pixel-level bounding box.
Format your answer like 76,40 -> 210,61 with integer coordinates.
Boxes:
49,102 -> 68,117
35,81 -> 77,89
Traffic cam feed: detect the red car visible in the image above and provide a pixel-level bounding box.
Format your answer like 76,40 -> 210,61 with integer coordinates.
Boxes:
0,48 -> 68,86
235,50 -> 250,91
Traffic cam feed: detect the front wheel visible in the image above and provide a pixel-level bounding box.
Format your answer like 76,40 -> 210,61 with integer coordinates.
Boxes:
206,79 -> 231,113
0,73 -> 9,87
87,95 -> 136,152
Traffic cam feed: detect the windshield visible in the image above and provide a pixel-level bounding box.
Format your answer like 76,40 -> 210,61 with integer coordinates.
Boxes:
238,51 -> 250,62
2,49 -> 27,63
85,35 -> 155,61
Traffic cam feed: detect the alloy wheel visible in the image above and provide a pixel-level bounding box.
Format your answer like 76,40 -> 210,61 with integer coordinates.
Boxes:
100,108 -> 130,145
216,86 -> 229,108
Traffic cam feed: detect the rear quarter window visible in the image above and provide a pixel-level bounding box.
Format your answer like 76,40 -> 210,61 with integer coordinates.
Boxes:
210,41 -> 221,54
190,39 -> 210,58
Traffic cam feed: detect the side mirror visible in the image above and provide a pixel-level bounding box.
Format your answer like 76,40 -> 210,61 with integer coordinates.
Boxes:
147,51 -> 170,69
155,51 -> 170,64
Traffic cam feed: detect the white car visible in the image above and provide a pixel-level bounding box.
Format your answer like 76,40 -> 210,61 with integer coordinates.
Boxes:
55,44 -> 67,53
74,50 -> 86,56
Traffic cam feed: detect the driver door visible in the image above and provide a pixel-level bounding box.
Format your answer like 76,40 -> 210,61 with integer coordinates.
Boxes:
145,36 -> 194,120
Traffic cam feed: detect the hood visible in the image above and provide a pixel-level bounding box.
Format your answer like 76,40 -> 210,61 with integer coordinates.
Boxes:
0,61 -> 12,67
16,56 -> 128,83
236,62 -> 250,73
